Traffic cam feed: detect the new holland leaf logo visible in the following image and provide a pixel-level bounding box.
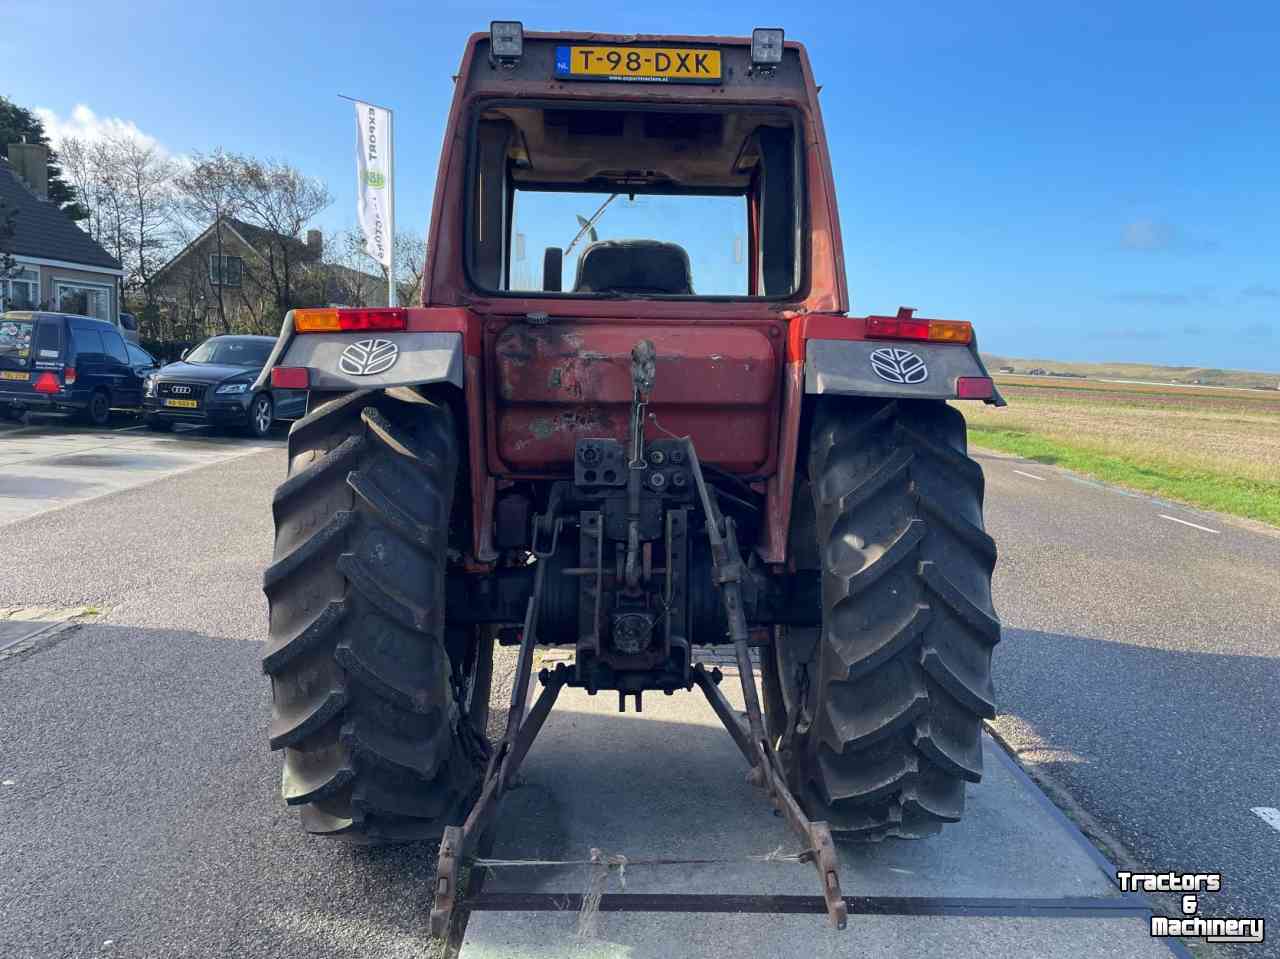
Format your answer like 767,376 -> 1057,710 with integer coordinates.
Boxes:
869,346 -> 929,384
365,171 -> 386,189
338,338 -> 399,376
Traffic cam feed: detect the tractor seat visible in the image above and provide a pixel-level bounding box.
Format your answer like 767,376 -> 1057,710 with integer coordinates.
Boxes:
573,240 -> 694,295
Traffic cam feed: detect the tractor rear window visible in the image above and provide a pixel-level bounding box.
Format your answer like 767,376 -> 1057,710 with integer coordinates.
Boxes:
468,103 -> 802,299
509,191 -> 747,295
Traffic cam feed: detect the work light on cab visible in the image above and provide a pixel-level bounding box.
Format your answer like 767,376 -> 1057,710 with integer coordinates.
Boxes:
292,307 -> 408,333
490,21 -> 524,66
751,28 -> 785,66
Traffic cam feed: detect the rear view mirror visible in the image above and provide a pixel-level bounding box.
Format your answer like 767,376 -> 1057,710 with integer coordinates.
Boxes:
543,247 -> 563,292
180,348 -> 189,360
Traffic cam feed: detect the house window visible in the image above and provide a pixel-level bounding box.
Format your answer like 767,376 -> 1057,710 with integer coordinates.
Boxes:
55,280 -> 113,322
209,254 -> 243,288
0,267 -> 39,312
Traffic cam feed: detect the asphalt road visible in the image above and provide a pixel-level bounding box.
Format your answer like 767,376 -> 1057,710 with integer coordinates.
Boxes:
0,429 -> 1276,956
982,454 -> 1280,956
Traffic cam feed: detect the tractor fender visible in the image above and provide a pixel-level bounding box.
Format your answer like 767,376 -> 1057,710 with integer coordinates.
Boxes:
804,338 -> 1006,406
253,314 -> 464,392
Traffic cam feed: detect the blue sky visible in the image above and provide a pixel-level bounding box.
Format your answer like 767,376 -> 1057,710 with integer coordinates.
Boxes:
3,0 -> 1277,370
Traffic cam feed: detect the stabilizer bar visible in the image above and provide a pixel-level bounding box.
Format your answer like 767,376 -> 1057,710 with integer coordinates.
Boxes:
684,437 -> 848,930
429,517 -> 565,939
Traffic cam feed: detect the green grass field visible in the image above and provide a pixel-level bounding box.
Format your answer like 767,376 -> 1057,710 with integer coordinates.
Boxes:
961,376 -> 1280,527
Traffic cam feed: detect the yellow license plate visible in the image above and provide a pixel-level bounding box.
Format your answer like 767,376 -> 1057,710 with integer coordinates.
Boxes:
556,45 -> 722,83
163,398 -> 199,409
1,370 -> 28,381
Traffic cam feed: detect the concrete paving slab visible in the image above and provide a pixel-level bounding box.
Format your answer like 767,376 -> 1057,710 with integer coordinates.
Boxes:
475,685 -> 1120,899
0,425 -> 281,525
459,678 -> 1180,957
0,605 -> 89,652
461,912 -> 1176,958
0,619 -> 52,651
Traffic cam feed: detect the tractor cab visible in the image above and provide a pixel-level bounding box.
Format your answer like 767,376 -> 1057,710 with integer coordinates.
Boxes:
430,26 -> 840,312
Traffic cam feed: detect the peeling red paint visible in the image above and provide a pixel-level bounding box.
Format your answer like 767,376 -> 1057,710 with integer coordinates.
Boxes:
488,320 -> 780,474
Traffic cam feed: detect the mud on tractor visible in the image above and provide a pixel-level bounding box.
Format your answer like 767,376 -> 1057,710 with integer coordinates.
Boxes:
256,25 -> 1003,931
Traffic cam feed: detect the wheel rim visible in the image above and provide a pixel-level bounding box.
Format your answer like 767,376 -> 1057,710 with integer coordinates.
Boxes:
254,397 -> 271,434
92,394 -> 108,422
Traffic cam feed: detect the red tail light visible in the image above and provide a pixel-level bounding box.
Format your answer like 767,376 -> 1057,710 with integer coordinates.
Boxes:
33,372 -> 61,394
867,312 -> 930,340
866,308 -> 973,345
271,366 -> 309,389
293,308 -> 408,333
64,366 -> 77,385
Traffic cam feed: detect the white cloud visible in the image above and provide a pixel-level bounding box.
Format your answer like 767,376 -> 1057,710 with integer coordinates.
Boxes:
1120,218 -> 1177,251
33,103 -> 166,154
1119,217 -> 1217,253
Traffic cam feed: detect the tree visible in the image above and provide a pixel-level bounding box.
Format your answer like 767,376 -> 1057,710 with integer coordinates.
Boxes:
114,137 -> 176,306
0,96 -> 87,220
329,228 -> 427,307
61,135 -> 177,308
0,198 -> 17,279
93,139 -> 129,269
324,229 -> 386,307
164,223 -> 214,342
233,157 -> 331,316
57,137 -> 105,243
391,231 -> 427,306
174,150 -> 242,333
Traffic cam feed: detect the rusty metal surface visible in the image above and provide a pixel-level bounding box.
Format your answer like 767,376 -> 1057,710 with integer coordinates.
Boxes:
422,35 -> 847,315
760,362 -> 804,564
489,321 -> 780,473
462,352 -> 497,562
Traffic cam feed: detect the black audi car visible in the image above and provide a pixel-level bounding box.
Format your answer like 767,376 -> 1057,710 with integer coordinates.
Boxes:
143,334 -> 305,436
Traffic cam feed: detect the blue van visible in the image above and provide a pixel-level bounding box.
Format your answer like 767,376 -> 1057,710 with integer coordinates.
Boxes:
0,311 -> 157,426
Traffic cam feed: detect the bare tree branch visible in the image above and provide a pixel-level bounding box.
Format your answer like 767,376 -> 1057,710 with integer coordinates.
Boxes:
232,157 -> 331,317
174,149 -> 243,332
110,136 -> 176,306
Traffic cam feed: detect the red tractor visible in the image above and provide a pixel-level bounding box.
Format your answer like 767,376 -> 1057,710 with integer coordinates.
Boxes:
256,26 -> 1002,930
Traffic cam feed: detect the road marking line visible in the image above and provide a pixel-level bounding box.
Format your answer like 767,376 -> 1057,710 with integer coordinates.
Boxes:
1252,807 -> 1280,833
1158,514 -> 1219,534
1012,469 -> 1046,482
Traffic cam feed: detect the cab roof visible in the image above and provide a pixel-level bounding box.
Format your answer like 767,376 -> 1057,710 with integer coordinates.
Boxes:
457,30 -> 816,108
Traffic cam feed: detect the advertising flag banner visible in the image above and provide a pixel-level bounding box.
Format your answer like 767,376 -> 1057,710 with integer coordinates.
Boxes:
354,101 -> 392,268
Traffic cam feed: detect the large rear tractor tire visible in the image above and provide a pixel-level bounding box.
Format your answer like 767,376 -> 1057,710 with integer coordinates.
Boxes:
262,388 -> 485,841
786,397 -> 1000,840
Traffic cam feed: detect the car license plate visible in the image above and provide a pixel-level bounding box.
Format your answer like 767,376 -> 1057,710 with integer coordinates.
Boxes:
555,46 -> 722,83
163,398 -> 198,409
1,371 -> 28,381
